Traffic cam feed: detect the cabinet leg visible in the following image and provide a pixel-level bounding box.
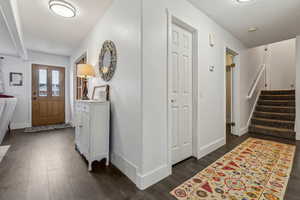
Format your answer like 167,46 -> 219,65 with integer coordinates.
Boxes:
88,162 -> 92,172
106,157 -> 109,166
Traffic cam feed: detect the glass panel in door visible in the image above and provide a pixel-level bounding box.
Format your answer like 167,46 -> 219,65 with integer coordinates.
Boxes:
52,70 -> 60,96
39,69 -> 47,97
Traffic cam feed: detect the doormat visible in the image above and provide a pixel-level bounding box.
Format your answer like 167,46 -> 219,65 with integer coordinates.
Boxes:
0,145 -> 10,163
24,123 -> 73,133
170,138 -> 295,200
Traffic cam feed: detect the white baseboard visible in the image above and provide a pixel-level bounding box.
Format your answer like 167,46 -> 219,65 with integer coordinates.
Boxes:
10,122 -> 30,130
231,128 -> 239,136
240,127 -> 248,136
111,152 -> 138,185
198,137 -> 225,159
68,120 -> 75,127
137,165 -> 170,190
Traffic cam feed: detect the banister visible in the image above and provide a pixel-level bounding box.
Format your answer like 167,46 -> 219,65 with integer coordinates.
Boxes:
247,64 -> 266,99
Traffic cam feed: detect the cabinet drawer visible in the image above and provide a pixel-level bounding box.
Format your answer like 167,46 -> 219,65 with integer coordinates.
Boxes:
76,103 -> 90,113
82,104 -> 89,112
76,103 -> 83,112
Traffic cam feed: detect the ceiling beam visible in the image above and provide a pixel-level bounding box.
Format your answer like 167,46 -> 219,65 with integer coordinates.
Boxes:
0,0 -> 27,60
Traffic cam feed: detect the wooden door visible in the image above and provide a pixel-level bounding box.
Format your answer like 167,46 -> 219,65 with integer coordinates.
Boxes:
169,23 -> 193,165
32,64 -> 65,126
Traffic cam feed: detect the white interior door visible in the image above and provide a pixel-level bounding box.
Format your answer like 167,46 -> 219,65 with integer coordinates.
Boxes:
169,23 -> 193,165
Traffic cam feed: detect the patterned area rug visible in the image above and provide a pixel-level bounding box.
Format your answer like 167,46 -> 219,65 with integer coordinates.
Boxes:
170,138 -> 295,200
24,124 -> 72,133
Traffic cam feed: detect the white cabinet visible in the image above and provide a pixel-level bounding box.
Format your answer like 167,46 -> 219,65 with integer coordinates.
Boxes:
75,100 -> 110,171
0,98 -> 17,144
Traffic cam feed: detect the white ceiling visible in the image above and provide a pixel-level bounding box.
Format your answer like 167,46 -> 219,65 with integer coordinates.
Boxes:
17,0 -> 112,56
188,0 -> 300,47
0,12 -> 17,56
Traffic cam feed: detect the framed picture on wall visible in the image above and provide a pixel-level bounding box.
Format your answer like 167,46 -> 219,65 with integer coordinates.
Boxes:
92,85 -> 109,101
9,72 -> 23,86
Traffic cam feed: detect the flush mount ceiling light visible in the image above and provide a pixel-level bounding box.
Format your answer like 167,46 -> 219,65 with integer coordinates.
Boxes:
248,27 -> 258,32
236,0 -> 253,3
49,0 -> 76,18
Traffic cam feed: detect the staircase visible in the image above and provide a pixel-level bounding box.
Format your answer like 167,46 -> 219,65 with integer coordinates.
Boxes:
249,90 -> 296,140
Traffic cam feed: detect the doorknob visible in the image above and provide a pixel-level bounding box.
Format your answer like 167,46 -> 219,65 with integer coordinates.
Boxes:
171,99 -> 176,103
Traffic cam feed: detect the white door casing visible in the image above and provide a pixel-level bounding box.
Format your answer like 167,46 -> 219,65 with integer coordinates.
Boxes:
169,23 -> 193,165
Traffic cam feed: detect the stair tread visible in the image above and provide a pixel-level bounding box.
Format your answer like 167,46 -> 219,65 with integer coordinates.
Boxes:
251,90 -> 296,140
250,125 -> 294,132
252,117 -> 294,124
254,111 -> 295,116
262,90 -> 295,92
260,94 -> 295,97
256,105 -> 295,109
258,100 -> 295,102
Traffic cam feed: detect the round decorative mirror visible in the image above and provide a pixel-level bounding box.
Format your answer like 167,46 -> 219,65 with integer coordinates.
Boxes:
99,40 -> 117,82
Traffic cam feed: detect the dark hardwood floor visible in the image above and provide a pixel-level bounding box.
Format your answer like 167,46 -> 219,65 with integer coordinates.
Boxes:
0,128 -> 299,200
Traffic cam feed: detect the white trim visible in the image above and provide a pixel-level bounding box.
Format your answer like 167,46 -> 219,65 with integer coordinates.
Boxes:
240,126 -> 249,136
10,122 -> 30,130
166,9 -> 199,170
136,165 -> 169,190
231,127 -> 239,136
224,47 -> 240,137
72,52 -> 87,123
166,8 -> 172,175
110,152 -> 138,186
198,137 -> 225,159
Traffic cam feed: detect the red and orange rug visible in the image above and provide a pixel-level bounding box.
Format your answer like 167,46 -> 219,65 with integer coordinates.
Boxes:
170,138 -> 295,200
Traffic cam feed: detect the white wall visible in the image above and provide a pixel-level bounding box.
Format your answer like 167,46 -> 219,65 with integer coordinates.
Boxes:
0,50 -> 70,129
296,36 -> 300,140
267,39 -> 296,90
239,46 -> 266,131
140,0 -> 246,189
70,0 -> 142,185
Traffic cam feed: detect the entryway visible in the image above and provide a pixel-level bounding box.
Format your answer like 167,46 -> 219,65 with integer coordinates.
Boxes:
32,64 -> 65,126
168,18 -> 197,165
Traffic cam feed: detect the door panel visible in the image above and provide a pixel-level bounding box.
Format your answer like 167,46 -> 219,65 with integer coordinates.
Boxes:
171,107 -> 179,148
32,64 -> 65,126
170,24 -> 193,165
172,53 -> 179,93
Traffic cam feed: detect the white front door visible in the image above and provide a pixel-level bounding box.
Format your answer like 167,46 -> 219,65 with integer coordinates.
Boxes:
169,23 -> 193,165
